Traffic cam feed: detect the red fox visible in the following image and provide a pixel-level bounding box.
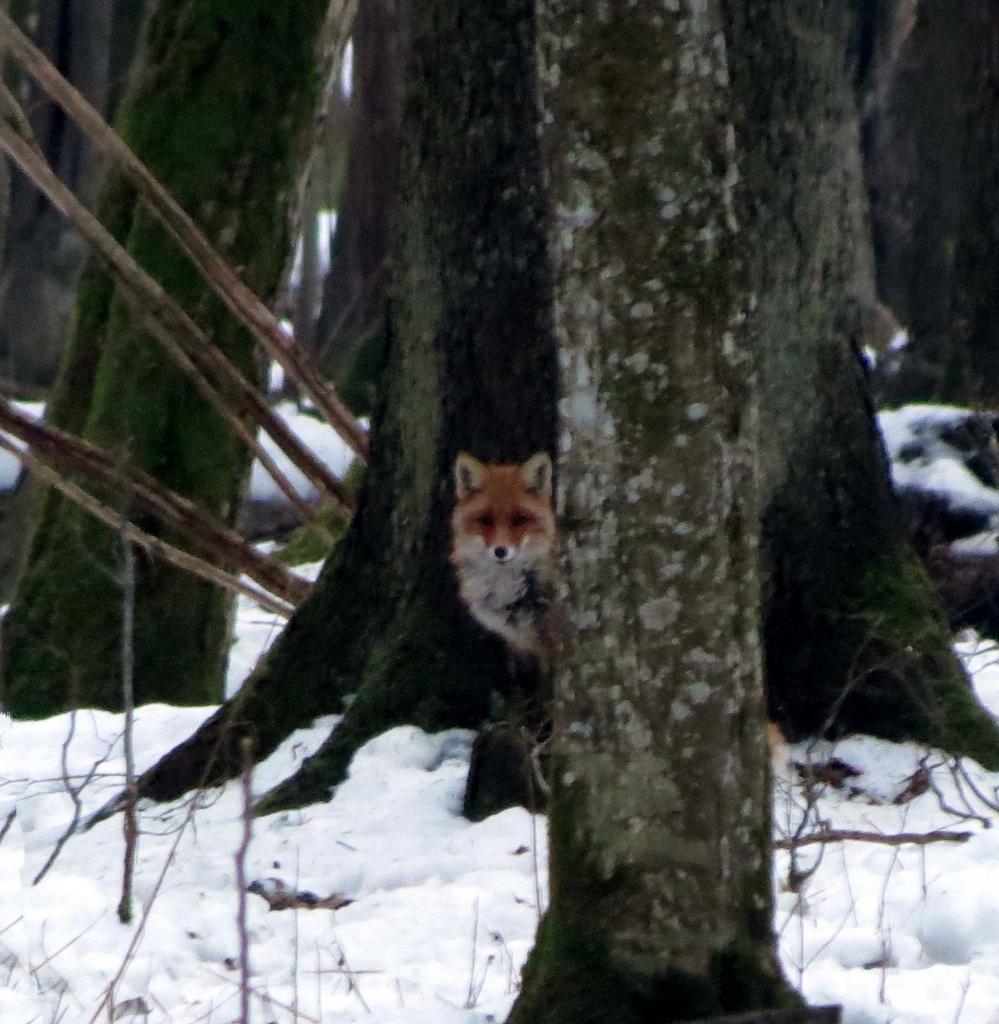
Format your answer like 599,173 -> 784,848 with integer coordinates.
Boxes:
450,451 -> 556,668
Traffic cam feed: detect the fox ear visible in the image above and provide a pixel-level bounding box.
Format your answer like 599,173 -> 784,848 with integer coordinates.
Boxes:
454,452 -> 486,500
521,451 -> 552,498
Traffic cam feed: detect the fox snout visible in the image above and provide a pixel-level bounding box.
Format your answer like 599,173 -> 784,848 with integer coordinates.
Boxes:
492,545 -> 512,562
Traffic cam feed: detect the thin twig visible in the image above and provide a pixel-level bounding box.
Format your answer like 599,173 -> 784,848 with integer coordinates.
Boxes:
117,532 -> 138,925
86,794 -> 203,1024
0,6 -> 368,462
236,736 -> 254,1024
0,809 -> 16,846
464,898 -> 479,1009
32,712 -> 108,886
329,920 -> 370,1014
775,827 -> 974,850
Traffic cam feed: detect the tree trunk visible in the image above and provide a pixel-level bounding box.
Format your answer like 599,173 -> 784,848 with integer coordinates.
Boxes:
723,1 -> 999,766
0,0 -> 116,391
124,0 -> 558,808
315,0 -> 407,416
863,1 -> 999,407
508,5 -> 797,1023
1,0 -> 330,716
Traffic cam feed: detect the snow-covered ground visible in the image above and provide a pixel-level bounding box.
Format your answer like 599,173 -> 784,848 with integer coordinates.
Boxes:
5,594 -> 999,1023
6,402 -> 999,1022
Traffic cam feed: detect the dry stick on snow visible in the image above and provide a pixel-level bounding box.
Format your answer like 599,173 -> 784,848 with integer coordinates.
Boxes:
0,401 -> 306,609
0,435 -> 294,618
775,828 -> 974,850
0,6 -> 369,463
0,118 -> 354,522
117,532 -> 139,925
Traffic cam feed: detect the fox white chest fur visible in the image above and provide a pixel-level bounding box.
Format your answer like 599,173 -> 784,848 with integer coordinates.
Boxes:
449,451 -> 555,666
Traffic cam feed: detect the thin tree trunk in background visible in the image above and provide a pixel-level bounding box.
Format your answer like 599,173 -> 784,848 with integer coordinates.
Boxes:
121,0 -> 557,811
864,0 -> 999,406
508,4 -> 797,1022
0,0 -> 116,391
1,0 -> 332,717
724,0 -> 999,767
315,0 -> 406,415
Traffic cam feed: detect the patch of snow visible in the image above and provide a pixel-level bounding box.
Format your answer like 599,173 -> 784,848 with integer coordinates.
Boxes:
0,400 -> 44,493
878,405 -> 999,515
888,328 -> 910,353
10,594 -> 999,1022
950,532 -> 999,558
249,400 -> 357,504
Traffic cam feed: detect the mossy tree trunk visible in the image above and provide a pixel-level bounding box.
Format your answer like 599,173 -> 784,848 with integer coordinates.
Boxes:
125,0 -> 558,809
508,4 -> 798,1023
1,0 -> 330,716
723,1 -> 999,766
862,1 -> 999,407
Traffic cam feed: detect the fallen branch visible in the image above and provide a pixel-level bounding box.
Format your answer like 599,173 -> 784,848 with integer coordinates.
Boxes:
0,399 -> 306,609
0,5 -> 368,463
775,827 -> 974,850
0,433 -> 295,617
0,114 -> 354,519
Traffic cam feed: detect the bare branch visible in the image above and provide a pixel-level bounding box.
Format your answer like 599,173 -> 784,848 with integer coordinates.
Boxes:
0,399 -> 306,610
235,737 -> 253,1024
0,5 -> 369,462
117,534 -> 138,925
775,827 -> 973,850
0,113 -> 354,518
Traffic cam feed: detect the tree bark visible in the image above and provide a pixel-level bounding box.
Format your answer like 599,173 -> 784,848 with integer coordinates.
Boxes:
1,0 -> 330,716
863,1 -> 999,407
122,0 -> 558,808
723,1 -> 999,766
315,0 -> 407,416
508,4 -> 797,1022
0,0 -> 116,390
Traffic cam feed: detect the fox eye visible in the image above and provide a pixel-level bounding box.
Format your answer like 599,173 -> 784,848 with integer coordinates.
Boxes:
475,514 -> 495,530
511,512 -> 533,528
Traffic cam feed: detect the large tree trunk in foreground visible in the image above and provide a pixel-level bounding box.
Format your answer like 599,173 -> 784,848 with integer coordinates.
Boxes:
863,1 -> 999,407
1,0 -> 329,716
510,4 -> 797,1023
125,0 -> 557,811
724,1 -> 999,766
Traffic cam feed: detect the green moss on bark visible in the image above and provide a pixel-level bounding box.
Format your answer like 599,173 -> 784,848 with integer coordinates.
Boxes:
509,775 -> 797,1024
837,548 -> 999,764
1,0 -> 328,717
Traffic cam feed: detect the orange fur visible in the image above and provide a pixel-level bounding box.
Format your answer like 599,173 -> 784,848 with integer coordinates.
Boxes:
450,452 -> 556,666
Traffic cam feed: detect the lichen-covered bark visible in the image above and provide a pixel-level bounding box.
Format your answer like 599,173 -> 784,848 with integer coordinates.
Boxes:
127,0 -> 559,808
1,0 -> 329,715
722,1 -> 999,767
509,4 -> 795,1022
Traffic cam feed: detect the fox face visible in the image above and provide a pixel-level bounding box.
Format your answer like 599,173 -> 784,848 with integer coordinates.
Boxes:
451,451 -> 555,569
450,451 -> 556,664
